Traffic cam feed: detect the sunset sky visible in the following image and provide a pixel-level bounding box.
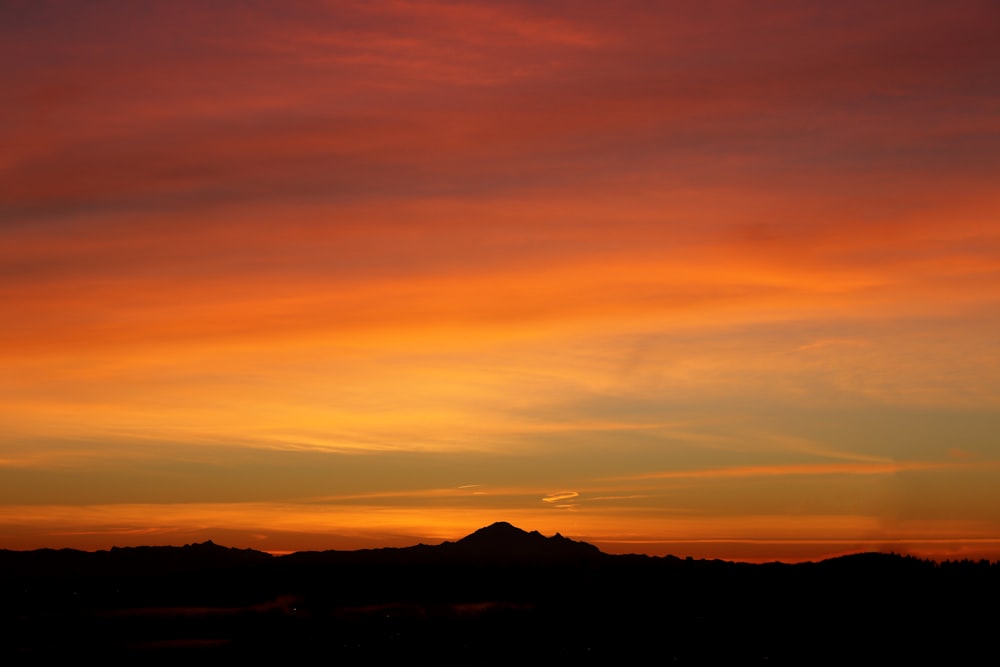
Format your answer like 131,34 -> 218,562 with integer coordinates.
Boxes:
2,0 -> 999,562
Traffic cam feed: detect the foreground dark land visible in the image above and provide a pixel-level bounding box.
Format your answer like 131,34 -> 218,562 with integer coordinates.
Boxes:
2,522 -> 997,664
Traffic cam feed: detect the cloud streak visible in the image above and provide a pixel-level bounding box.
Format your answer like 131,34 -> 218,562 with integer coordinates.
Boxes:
541,491 -> 579,504
615,461 -> 999,482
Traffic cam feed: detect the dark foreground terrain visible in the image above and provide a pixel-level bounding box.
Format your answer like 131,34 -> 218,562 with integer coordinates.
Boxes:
2,522 -> 997,664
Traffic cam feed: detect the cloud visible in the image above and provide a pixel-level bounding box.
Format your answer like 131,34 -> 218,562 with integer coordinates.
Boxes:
542,491 -> 579,503
614,460 -> 999,482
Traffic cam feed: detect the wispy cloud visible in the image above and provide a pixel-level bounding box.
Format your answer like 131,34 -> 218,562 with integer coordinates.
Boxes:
613,460 -> 997,482
541,491 -> 579,504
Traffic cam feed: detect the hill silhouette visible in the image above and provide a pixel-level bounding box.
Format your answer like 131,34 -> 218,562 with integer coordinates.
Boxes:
2,523 -> 997,663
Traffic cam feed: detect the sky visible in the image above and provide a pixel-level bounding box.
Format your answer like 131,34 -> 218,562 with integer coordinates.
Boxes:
2,0 -> 999,562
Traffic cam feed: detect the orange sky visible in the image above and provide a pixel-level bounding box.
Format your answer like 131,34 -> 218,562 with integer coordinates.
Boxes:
2,0 -> 999,562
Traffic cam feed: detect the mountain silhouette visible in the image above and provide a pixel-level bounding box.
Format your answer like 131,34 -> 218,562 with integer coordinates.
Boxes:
438,521 -> 602,563
277,521 -> 603,568
3,522 -> 998,661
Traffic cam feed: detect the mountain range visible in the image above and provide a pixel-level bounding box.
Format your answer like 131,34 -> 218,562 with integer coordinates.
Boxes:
2,522 -> 997,663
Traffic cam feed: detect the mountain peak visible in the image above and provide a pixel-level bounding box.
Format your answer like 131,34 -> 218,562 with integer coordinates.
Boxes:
448,522 -> 602,563
465,521 -> 526,538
